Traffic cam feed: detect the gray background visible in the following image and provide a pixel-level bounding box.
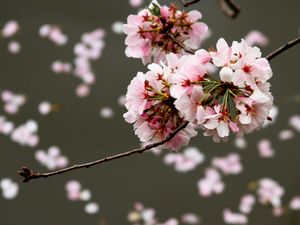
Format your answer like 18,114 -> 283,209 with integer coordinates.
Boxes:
0,0 -> 300,225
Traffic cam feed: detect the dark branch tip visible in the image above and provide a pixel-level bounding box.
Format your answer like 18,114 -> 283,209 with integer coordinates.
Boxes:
17,166 -> 38,183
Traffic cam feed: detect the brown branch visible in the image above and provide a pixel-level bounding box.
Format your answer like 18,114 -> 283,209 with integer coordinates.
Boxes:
266,36 -> 300,61
180,0 -> 240,19
170,35 -> 196,54
18,121 -> 189,183
219,0 -> 240,19
180,0 -> 201,7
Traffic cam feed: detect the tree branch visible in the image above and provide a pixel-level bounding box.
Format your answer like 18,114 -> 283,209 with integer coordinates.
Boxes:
219,0 -> 240,19
180,0 -> 201,7
18,121 -> 189,183
180,0 -> 240,19
266,36 -> 300,61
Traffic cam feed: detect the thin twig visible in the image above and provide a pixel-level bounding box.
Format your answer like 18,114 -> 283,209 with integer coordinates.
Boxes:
170,35 -> 196,54
266,36 -> 300,61
180,0 -> 201,7
219,0 -> 240,19
18,121 -> 189,183
181,0 -> 240,19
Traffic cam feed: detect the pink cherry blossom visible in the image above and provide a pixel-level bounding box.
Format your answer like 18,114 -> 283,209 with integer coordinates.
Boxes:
197,168 -> 225,197
10,120 -> 39,147
123,1 -> 208,64
278,129 -> 294,141
289,115 -> 300,131
210,38 -> 272,87
76,84 -> 91,97
118,94 -> 126,106
129,0 -> 144,8
244,30 -> 269,47
181,213 -> 200,224
223,209 -> 248,225
0,116 -> 14,135
8,41 -> 21,54
38,101 -> 52,115
35,146 -> 69,170
234,137 -> 247,149
124,36 -> 274,143
289,196 -> 300,210
1,20 -> 19,37
0,178 -> 19,200
51,61 -> 72,74
99,107 -> 114,119
65,180 -> 94,204
124,60 -> 197,150
212,153 -> 242,175
111,21 -> 124,34
239,194 -> 256,214
164,146 -> 205,172
84,202 -> 100,214
257,178 -> 284,207
65,180 -> 81,201
1,90 -> 26,115
272,207 -> 284,217
257,139 -> 274,158
39,24 -> 68,46
263,105 -> 278,127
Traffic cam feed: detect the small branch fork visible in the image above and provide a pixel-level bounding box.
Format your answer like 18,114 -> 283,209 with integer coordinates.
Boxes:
18,36 -> 300,183
180,0 -> 240,19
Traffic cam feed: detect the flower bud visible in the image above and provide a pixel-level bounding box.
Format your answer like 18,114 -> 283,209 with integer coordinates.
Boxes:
219,66 -> 233,82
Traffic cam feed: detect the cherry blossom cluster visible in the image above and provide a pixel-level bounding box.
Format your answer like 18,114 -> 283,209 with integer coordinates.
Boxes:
257,178 -> 284,211
123,1 -> 208,64
73,28 -> 106,97
35,146 -> 69,170
197,153 -> 242,197
163,146 -> 205,172
0,178 -> 19,200
10,120 -> 39,147
1,90 -> 26,115
65,180 -> 100,214
124,54 -> 198,150
124,35 -> 273,148
128,202 -> 200,225
39,24 -> 68,46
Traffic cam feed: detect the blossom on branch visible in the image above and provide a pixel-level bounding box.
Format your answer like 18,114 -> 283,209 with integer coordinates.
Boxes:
124,37 -> 274,148
123,1 -> 208,64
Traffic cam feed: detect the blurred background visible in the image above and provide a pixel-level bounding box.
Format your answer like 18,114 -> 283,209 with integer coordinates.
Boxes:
0,0 -> 300,224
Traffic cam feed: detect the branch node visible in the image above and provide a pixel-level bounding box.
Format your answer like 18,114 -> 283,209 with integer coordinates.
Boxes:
18,167 -> 39,183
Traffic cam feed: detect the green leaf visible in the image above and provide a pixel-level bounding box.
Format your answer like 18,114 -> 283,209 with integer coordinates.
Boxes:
148,3 -> 161,16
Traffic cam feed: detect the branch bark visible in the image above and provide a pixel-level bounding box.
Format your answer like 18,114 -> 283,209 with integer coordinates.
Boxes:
266,36 -> 300,61
18,121 -> 189,182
